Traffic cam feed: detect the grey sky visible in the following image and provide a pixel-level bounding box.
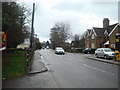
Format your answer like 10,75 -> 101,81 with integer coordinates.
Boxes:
21,0 -> 119,42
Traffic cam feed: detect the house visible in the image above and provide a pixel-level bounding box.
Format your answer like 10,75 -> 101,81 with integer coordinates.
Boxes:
84,29 -> 92,48
85,18 -> 120,49
17,38 -> 30,49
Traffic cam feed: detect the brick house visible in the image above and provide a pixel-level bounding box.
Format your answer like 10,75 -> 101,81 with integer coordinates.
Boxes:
84,29 -> 92,48
85,18 -> 119,49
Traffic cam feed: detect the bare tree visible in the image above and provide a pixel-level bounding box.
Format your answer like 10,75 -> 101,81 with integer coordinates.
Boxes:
50,22 -> 71,49
73,34 -> 81,48
72,33 -> 85,48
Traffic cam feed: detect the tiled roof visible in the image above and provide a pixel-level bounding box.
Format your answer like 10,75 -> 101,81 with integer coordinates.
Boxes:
93,23 -> 118,37
106,23 -> 118,34
93,27 -> 105,37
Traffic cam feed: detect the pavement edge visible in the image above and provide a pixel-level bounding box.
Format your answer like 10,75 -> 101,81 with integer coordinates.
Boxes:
28,52 -> 49,74
86,57 -> 120,66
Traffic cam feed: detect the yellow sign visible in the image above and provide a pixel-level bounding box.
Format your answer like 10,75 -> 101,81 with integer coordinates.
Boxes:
115,39 -> 119,42
115,50 -> 119,54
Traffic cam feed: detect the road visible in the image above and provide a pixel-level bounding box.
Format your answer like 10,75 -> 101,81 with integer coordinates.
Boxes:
39,49 -> 119,88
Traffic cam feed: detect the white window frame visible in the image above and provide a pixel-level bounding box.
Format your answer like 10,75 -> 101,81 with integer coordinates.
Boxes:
86,44 -> 89,48
91,43 -> 95,48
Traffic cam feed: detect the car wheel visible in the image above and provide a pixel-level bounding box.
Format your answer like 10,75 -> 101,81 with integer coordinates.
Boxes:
104,55 -> 107,59
87,52 -> 90,54
95,54 -> 98,58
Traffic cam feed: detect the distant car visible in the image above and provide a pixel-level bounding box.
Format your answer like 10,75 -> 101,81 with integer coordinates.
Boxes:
42,47 -> 45,49
83,48 -> 96,54
55,47 -> 65,55
95,48 -> 115,59
46,46 -> 49,49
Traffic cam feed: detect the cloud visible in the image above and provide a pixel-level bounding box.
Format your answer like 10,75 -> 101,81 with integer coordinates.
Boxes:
22,1 -> 118,42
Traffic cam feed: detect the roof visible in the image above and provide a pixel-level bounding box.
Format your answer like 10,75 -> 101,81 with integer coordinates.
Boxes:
106,23 -> 118,34
93,27 -> 105,37
93,23 -> 118,37
87,29 -> 92,35
85,29 -> 92,37
109,23 -> 119,36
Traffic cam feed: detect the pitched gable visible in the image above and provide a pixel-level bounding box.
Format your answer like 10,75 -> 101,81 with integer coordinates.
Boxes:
93,27 -> 105,37
108,23 -> 118,36
86,29 -> 92,36
92,23 -> 118,37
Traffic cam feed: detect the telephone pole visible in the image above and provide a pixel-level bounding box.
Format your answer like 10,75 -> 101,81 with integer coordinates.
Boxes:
30,3 -> 35,48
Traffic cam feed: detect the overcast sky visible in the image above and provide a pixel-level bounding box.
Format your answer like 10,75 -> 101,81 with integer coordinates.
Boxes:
20,0 -> 119,42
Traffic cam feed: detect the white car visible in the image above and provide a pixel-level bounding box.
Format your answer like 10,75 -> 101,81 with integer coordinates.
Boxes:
55,47 -> 65,55
95,48 -> 115,59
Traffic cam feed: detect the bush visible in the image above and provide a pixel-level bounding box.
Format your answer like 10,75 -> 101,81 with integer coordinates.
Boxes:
75,48 -> 84,53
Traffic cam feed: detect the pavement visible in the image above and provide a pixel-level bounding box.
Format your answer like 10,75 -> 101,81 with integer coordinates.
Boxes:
83,54 -> 120,66
28,50 -> 48,74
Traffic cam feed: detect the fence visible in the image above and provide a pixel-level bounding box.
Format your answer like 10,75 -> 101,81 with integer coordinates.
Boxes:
2,48 -> 34,78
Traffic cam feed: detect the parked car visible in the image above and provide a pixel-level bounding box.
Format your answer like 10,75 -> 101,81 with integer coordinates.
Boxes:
83,48 -> 96,54
55,47 -> 65,55
41,47 -> 45,49
46,46 -> 49,49
95,48 -> 115,59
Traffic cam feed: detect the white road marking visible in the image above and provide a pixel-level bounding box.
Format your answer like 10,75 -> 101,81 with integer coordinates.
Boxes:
40,55 -> 58,88
40,55 -> 50,70
83,64 -> 115,76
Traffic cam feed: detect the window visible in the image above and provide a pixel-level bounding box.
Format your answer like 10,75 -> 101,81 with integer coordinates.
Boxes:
86,44 -> 89,48
92,34 -> 94,39
104,30 -> 108,37
87,35 -> 89,40
91,43 -> 94,48
111,44 -> 115,49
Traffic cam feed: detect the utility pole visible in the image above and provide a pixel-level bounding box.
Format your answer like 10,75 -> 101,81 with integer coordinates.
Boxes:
30,3 -> 35,48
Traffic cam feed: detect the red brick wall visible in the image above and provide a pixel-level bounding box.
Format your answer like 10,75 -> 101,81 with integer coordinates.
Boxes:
109,26 -> 119,49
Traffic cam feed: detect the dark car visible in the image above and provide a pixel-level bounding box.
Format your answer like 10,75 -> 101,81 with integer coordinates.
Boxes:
83,48 -> 96,54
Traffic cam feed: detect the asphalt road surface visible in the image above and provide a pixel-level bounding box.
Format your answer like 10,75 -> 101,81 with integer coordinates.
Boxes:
39,49 -> 119,88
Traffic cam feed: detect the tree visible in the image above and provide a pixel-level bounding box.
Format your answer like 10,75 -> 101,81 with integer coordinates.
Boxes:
36,42 -> 41,49
46,41 -> 50,47
79,36 -> 85,48
73,34 -> 80,48
2,2 -> 32,48
50,22 -> 71,49
72,33 -> 85,48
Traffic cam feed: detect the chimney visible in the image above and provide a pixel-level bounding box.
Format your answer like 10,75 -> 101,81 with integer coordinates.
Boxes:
103,18 -> 109,28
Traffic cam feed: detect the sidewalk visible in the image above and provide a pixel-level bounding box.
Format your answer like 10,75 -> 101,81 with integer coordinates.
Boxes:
28,50 -> 48,74
83,54 -> 120,66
